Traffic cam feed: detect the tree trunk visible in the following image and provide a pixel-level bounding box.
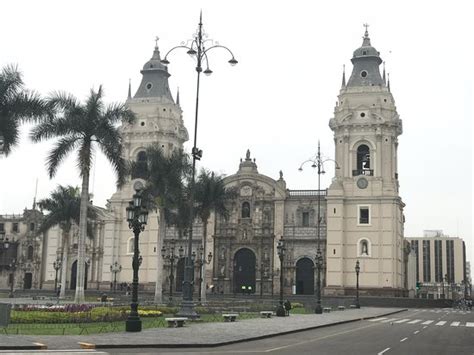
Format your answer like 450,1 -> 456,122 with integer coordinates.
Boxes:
154,208 -> 165,304
59,231 -> 69,299
201,218 -> 208,303
74,169 -> 90,303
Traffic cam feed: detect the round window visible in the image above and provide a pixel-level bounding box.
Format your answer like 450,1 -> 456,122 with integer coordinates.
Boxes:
360,71 -> 368,78
360,112 -> 366,118
146,82 -> 153,90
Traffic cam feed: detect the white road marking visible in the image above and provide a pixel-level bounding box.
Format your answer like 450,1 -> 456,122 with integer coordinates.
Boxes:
422,320 -> 434,325
408,319 -> 421,324
435,321 -> 446,326
369,317 -> 388,322
465,322 -> 474,327
378,348 -> 391,355
414,330 -> 420,334
381,318 -> 398,323
400,337 -> 408,342
394,319 -> 410,324
450,322 -> 460,327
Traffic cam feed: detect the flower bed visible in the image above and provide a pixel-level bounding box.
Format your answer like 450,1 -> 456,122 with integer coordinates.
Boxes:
11,306 -> 162,324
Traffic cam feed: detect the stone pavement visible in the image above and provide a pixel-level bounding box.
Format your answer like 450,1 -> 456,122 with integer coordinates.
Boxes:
0,307 -> 405,350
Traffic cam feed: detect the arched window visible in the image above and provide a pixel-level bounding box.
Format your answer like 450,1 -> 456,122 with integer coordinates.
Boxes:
127,237 -> 134,254
133,151 -> 148,179
358,238 -> 371,257
241,202 -> 251,218
357,145 -> 371,171
27,245 -> 34,260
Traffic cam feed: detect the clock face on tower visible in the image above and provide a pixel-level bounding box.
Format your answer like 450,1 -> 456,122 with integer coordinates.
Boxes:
357,177 -> 368,189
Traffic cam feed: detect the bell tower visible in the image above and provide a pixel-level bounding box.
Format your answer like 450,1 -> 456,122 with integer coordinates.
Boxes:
325,27 -> 405,296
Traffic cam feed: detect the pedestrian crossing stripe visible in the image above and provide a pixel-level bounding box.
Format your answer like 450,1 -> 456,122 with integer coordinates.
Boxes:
394,319 -> 410,324
368,318 -> 473,327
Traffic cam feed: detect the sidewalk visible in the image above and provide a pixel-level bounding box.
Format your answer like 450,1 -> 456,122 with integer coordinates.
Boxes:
1,307 -> 406,350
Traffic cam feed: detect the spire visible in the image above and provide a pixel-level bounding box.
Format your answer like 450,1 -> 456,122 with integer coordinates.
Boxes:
176,87 -> 180,106
342,64 -> 346,87
383,62 -> 386,84
362,23 -> 371,46
387,73 -> 391,92
128,79 -> 132,99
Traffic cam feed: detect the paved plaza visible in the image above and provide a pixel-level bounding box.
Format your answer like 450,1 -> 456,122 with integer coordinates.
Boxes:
0,307 -> 404,351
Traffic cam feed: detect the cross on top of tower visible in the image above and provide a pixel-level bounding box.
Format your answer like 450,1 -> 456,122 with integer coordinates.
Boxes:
155,36 -> 159,48
363,23 -> 370,38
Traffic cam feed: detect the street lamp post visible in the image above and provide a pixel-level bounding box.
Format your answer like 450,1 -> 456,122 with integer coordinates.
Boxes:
110,261 -> 122,293
354,260 -> 360,308
161,240 -> 184,304
193,244 -> 212,304
53,258 -> 62,294
161,12 -> 237,318
276,237 -> 286,317
8,258 -> 17,298
299,141 -> 339,314
125,188 -> 148,332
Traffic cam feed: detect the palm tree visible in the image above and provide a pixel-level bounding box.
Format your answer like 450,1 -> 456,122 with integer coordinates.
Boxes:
31,86 -> 135,303
194,170 -> 235,302
0,65 -> 47,156
37,185 -> 96,298
130,144 -> 190,304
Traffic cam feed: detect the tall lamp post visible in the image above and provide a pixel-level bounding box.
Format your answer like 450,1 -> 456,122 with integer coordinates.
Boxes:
161,12 -> 237,318
276,237 -> 286,317
53,258 -> 62,294
8,258 -> 17,298
354,260 -> 360,308
193,244 -> 212,304
110,261 -> 122,293
299,141 -> 339,314
161,240 -> 184,304
125,187 -> 148,332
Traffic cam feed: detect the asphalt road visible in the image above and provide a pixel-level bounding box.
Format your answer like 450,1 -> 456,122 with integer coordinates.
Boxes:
102,308 -> 474,355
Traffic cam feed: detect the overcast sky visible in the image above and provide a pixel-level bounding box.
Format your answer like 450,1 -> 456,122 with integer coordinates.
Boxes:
1,1 -> 472,269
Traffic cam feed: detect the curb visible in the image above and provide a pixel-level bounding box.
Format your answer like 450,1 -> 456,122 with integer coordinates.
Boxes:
80,309 -> 408,350
0,342 -> 47,351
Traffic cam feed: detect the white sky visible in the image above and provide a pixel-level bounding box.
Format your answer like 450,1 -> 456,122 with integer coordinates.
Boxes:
1,1 -> 473,272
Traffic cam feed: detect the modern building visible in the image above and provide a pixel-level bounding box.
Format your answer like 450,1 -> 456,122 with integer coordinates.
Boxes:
406,230 -> 468,299
2,28 -> 411,298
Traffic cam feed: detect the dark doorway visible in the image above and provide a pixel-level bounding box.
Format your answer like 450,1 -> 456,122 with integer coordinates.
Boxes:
175,258 -> 185,292
23,272 -> 33,289
70,260 -> 88,290
296,257 -> 314,295
233,248 -> 256,293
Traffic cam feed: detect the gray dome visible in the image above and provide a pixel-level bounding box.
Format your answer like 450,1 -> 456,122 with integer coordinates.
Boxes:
134,45 -> 174,101
346,29 -> 384,87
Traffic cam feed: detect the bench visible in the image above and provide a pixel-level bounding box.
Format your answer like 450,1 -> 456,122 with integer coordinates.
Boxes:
165,317 -> 188,328
337,306 -> 345,311
323,307 -> 331,313
260,311 -> 273,318
349,304 -> 358,309
222,313 -> 239,322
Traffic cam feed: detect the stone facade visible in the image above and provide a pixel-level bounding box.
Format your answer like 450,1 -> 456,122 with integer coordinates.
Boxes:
0,209 -> 44,290
2,30 -> 412,298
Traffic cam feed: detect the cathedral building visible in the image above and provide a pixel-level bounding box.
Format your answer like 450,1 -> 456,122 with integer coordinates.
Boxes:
2,28 -> 408,298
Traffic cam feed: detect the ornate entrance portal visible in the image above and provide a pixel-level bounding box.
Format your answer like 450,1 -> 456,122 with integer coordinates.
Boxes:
233,248 -> 256,293
296,257 -> 314,295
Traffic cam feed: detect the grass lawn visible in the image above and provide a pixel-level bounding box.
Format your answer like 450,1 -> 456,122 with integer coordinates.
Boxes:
2,312 -> 262,335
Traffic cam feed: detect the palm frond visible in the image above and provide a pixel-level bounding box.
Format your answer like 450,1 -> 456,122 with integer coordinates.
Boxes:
46,136 -> 80,178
